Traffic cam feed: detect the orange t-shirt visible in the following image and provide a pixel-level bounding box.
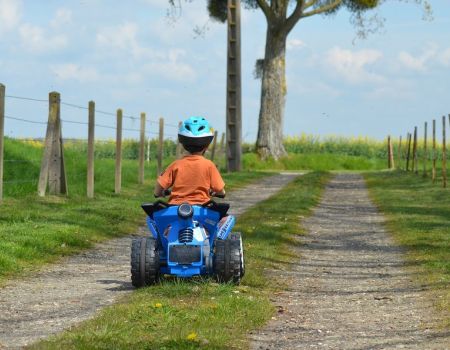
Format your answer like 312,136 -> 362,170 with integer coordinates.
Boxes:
157,155 -> 225,205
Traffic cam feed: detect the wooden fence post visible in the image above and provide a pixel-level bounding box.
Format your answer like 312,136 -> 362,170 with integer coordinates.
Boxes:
157,117 -> 164,175
432,119 -> 436,183
387,136 -> 392,169
412,126 -> 418,174
176,121 -> 182,159
423,121 -> 427,177
398,136 -> 403,170
210,130 -> 219,162
443,115 -> 447,188
220,132 -> 225,154
115,109 -> 122,194
87,101 -> 95,198
406,133 -> 412,171
0,84 -> 5,202
139,112 -> 145,184
38,91 -> 67,196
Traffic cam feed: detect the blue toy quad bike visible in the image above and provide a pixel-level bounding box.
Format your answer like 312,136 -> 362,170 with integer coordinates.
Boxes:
130,195 -> 245,287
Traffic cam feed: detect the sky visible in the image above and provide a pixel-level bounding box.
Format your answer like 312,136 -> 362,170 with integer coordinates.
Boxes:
0,0 -> 449,141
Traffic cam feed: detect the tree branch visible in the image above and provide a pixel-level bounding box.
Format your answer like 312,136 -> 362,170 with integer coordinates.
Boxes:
255,0 -> 275,22
303,0 -> 319,10
301,0 -> 342,18
284,0 -> 306,34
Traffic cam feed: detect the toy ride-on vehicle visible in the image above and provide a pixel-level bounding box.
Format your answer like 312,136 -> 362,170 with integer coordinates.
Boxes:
130,193 -> 245,287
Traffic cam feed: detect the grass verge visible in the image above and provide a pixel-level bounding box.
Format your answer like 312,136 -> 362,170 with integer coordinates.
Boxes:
365,170 -> 450,323
30,171 -> 330,350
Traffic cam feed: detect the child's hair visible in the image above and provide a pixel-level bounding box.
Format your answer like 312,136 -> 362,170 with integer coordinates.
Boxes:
182,144 -> 206,153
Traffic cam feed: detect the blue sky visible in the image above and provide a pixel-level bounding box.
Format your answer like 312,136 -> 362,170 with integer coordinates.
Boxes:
1,0 -> 449,141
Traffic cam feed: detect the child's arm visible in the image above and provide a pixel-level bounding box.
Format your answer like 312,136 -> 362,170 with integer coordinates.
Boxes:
154,181 -> 165,198
210,163 -> 226,197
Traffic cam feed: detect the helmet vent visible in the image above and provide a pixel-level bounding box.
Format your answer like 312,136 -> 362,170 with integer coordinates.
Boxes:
198,126 -> 205,131
185,125 -> 191,131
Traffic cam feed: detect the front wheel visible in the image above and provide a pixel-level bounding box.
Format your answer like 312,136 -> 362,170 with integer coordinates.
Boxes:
131,237 -> 160,287
230,232 -> 245,278
214,233 -> 244,284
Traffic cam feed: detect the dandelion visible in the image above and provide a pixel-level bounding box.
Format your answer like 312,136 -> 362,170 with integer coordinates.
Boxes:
186,332 -> 198,341
154,302 -> 163,308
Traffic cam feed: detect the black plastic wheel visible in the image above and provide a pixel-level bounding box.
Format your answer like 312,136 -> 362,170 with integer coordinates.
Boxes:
131,237 -> 160,287
214,235 -> 242,284
229,232 -> 245,278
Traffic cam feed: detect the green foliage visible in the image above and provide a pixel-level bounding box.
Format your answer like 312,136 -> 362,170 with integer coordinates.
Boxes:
31,172 -> 330,349
365,170 -> 450,322
344,0 -> 379,11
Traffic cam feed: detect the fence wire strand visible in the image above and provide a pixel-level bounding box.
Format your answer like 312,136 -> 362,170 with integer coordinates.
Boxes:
5,94 -> 180,130
5,115 -> 47,125
5,95 -> 47,103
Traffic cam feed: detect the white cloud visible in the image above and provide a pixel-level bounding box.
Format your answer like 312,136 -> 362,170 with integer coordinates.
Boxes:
51,8 -> 72,28
96,22 -> 156,60
0,0 -> 22,33
364,79 -> 415,100
324,47 -> 384,84
287,38 -> 305,51
143,49 -> 196,81
19,23 -> 67,53
398,45 -> 437,71
51,64 -> 99,82
438,48 -> 450,67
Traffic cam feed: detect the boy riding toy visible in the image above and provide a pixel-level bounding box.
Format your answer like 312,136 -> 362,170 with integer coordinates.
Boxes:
130,117 -> 244,287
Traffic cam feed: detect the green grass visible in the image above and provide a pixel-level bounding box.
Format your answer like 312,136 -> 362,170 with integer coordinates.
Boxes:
243,152 -> 386,171
0,138 -> 268,283
365,170 -> 450,322
31,171 -> 330,350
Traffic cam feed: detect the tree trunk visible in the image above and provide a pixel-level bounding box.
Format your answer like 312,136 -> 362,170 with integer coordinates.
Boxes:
256,26 -> 288,160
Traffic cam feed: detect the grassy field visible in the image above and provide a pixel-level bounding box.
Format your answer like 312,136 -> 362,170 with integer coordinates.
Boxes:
243,152 -> 386,171
365,170 -> 450,322
0,138 -> 268,284
31,172 -> 330,350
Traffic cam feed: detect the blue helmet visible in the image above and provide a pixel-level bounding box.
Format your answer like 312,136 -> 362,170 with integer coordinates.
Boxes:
178,116 -> 214,150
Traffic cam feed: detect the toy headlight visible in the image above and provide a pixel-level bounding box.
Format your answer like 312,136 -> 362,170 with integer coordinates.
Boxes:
178,203 -> 193,219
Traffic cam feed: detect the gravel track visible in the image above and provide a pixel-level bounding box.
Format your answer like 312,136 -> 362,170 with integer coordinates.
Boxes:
250,173 -> 449,350
0,173 -> 298,349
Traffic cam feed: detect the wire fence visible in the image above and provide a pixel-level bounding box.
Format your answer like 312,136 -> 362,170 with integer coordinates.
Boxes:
0,84 -> 225,201
386,114 -> 450,188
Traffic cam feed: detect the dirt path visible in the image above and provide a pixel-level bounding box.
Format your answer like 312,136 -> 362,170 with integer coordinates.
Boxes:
0,173 -> 298,349
250,173 -> 449,350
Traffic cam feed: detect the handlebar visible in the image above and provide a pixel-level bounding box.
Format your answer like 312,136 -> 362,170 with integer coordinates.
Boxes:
154,189 -> 171,198
155,189 -> 225,199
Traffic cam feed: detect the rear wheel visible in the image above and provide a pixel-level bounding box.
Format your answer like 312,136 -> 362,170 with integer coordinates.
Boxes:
131,237 -> 160,287
214,234 -> 242,284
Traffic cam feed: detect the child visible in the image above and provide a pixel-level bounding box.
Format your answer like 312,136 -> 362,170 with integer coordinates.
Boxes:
154,116 -> 225,204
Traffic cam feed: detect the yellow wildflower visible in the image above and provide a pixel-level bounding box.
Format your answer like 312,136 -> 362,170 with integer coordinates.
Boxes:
186,332 -> 197,341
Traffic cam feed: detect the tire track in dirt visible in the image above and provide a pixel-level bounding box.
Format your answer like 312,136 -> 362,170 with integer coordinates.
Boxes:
0,173 -> 298,349
250,173 -> 449,350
